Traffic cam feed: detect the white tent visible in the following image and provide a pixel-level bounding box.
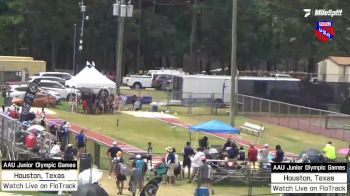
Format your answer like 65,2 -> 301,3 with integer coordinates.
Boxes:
66,65 -> 115,90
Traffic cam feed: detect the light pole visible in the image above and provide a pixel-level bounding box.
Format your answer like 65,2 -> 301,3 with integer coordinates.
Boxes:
72,24 -> 77,75
230,0 -> 237,127
77,0 -> 89,73
113,0 -> 133,95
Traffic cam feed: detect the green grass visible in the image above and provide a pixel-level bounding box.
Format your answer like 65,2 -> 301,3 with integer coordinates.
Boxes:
53,109 -> 349,157
53,110 -> 225,155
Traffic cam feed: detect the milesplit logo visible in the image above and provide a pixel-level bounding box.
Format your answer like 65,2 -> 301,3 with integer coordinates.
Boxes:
303,9 -> 343,17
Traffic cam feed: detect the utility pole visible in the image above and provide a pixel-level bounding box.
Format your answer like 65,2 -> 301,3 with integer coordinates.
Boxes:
114,0 -> 133,95
78,0 -> 88,73
72,24 -> 77,75
230,0 -> 238,127
190,0 -> 198,73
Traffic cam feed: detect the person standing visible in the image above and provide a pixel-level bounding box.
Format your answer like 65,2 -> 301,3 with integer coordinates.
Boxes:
147,142 -> 153,169
82,99 -> 87,114
135,154 -> 146,191
166,148 -> 176,185
188,147 -> 205,183
60,121 -> 69,150
323,141 -> 336,161
248,144 -> 258,169
107,141 -> 122,179
75,129 -> 86,157
183,142 -> 195,179
272,145 -> 285,163
129,162 -> 138,196
40,107 -> 46,119
198,158 -> 214,195
115,154 -> 127,195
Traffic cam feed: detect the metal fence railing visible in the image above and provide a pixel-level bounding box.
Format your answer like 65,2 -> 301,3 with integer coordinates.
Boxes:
236,94 -> 350,141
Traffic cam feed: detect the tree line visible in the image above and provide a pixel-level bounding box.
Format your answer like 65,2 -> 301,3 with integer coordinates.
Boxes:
0,0 -> 349,75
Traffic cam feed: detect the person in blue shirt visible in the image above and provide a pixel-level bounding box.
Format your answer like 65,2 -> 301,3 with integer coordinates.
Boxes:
60,121 -> 69,150
135,154 -> 146,191
75,129 -> 86,157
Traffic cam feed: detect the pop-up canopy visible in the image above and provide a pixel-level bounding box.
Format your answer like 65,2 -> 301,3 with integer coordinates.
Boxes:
190,120 -> 240,134
66,65 -> 115,89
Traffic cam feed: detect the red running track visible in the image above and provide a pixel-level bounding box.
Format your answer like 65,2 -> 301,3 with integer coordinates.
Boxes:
44,114 -> 162,166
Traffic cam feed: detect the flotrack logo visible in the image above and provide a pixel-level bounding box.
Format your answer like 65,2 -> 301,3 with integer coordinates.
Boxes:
303,9 -> 343,17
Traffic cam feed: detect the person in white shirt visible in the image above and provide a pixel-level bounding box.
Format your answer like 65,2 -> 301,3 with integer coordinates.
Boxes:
188,147 -> 205,183
259,144 -> 270,164
50,142 -> 62,157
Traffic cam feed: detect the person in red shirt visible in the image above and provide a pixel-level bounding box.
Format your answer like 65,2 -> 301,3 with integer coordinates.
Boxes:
248,143 -> 258,170
82,99 -> 87,114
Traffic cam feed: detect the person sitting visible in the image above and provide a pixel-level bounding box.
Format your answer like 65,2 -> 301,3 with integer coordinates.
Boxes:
49,142 -> 62,158
238,146 -> 245,161
63,144 -> 75,161
272,145 -> 284,163
258,144 -> 270,165
227,143 -> 239,159
223,138 -> 233,151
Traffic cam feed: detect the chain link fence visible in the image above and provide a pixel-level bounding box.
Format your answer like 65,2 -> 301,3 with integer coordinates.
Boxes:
237,94 -> 350,141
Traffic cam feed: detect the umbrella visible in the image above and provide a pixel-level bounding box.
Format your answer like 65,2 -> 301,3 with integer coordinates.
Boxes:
337,148 -> 350,155
72,183 -> 108,196
28,125 -> 45,132
78,168 -> 103,185
300,148 -> 325,163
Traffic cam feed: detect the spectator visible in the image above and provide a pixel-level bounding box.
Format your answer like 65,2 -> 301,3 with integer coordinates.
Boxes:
135,154 -> 147,191
107,141 -> 122,179
183,142 -> 195,179
115,155 -> 127,195
272,145 -> 284,163
40,107 -> 46,119
223,138 -> 233,151
238,146 -> 245,161
188,147 -> 205,183
199,136 -> 209,149
248,144 -> 258,169
298,154 -> 310,163
49,142 -> 62,158
166,147 -> 176,185
129,161 -> 138,196
259,144 -> 270,164
82,99 -> 87,114
323,141 -> 336,161
63,144 -> 75,161
60,122 -> 69,150
227,143 -> 239,159
198,158 -> 214,195
75,129 -> 86,157
347,144 -> 350,161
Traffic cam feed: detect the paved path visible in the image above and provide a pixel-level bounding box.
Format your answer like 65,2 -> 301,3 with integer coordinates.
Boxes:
156,117 -> 298,158
44,114 -> 162,166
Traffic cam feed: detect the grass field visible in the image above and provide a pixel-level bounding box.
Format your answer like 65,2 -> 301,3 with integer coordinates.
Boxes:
53,109 -> 349,156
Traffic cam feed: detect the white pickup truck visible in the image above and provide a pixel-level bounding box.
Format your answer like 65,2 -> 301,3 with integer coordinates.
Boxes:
123,69 -> 186,89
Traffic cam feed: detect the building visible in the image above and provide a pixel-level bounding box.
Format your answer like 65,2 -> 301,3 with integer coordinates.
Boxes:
0,56 -> 46,84
317,56 -> 350,82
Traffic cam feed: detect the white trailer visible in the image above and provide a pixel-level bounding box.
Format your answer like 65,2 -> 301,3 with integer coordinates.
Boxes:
173,75 -> 301,104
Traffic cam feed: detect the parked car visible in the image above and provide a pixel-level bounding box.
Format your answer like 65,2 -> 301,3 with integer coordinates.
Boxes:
38,80 -> 80,100
122,69 -> 186,89
151,74 -> 174,90
6,84 -> 60,101
33,72 -> 73,81
28,76 -> 66,85
12,92 -> 57,107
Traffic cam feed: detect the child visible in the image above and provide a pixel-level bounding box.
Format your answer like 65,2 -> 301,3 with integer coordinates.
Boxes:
238,146 -> 245,161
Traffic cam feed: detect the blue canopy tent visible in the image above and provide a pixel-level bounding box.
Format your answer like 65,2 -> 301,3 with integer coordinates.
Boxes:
189,120 -> 240,145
